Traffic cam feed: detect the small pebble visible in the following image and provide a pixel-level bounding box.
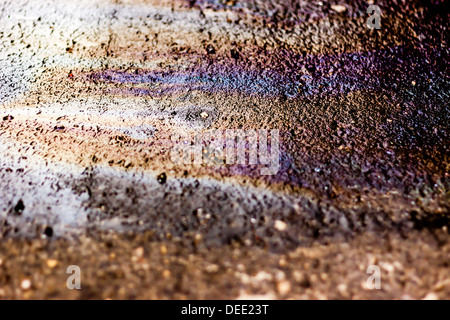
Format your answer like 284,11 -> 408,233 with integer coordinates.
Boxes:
293,271 -> 310,288
46,259 -> 58,269
21,279 -> 32,290
277,280 -> 291,295
274,220 -> 287,231
337,283 -> 348,296
134,247 -> 144,258
206,264 -> 219,273
194,234 -> 203,245
331,5 -> 347,13
423,292 -> 438,300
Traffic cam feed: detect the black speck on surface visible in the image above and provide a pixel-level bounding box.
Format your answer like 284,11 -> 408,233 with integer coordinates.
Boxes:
157,173 -> 167,184
44,226 -> 53,237
14,200 -> 25,214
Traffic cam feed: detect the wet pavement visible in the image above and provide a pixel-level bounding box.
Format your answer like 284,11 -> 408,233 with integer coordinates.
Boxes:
0,0 -> 449,299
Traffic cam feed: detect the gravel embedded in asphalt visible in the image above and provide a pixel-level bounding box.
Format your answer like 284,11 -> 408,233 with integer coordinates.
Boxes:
0,0 -> 448,299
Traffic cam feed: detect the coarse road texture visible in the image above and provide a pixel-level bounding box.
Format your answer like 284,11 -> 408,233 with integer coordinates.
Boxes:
0,0 -> 449,299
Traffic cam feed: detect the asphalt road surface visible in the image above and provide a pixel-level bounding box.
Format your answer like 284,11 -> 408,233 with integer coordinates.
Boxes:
0,0 -> 448,299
